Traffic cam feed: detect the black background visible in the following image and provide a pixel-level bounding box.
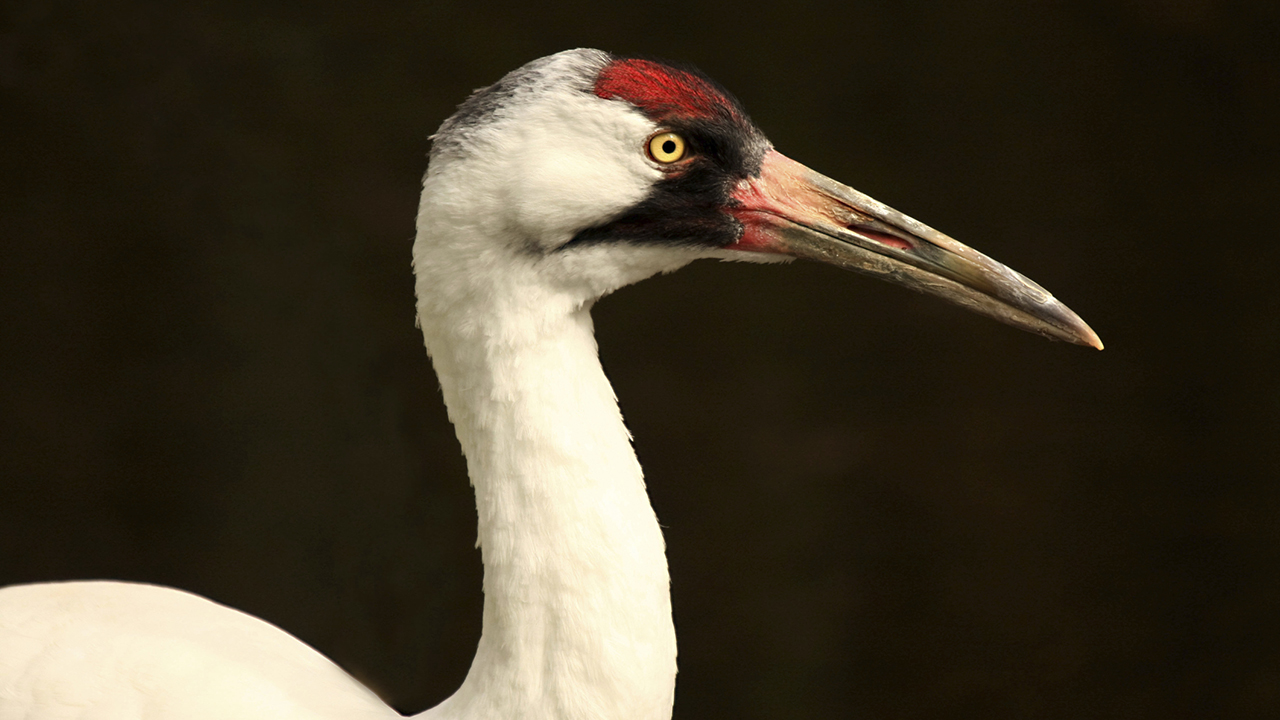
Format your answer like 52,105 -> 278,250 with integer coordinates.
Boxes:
3,1 -> 1278,717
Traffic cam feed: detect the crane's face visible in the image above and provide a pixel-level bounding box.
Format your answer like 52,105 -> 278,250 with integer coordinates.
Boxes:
418,50 -> 766,301
424,53 -> 767,256
418,50 -> 1100,348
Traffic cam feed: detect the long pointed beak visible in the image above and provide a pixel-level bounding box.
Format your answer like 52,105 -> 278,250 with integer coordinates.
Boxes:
726,150 -> 1102,349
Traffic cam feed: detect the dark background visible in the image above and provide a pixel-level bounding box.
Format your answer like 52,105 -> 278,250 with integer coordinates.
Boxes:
3,1 -> 1277,717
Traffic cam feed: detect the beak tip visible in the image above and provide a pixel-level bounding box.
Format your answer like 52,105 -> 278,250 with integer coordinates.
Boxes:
1062,313 -> 1103,350
1027,295 -> 1102,350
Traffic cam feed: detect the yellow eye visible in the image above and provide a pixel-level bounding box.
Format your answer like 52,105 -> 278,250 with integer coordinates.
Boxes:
647,132 -> 686,163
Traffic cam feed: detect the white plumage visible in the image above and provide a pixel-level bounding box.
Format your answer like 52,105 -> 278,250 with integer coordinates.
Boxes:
0,49 -> 1098,720
0,582 -> 398,719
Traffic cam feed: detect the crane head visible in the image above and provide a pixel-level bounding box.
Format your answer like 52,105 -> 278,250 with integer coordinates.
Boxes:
417,49 -> 1101,349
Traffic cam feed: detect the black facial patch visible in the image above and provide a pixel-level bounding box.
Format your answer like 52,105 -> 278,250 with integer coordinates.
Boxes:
563,101 -> 770,251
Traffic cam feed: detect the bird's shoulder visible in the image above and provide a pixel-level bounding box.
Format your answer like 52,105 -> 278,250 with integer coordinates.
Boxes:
0,581 -> 401,720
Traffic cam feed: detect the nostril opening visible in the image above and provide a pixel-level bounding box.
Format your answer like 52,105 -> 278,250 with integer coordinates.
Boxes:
851,227 -> 914,251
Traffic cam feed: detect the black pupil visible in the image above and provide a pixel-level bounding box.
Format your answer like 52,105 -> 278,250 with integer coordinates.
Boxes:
661,139 -> 677,155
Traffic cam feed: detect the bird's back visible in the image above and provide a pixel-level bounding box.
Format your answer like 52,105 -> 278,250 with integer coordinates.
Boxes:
0,581 -> 402,720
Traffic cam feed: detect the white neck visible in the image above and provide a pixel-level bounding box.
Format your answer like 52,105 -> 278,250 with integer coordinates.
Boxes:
415,280 -> 677,720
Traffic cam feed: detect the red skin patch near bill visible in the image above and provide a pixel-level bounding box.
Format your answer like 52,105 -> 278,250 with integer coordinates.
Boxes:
594,59 -> 736,121
724,215 -> 780,251
724,150 -> 918,255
